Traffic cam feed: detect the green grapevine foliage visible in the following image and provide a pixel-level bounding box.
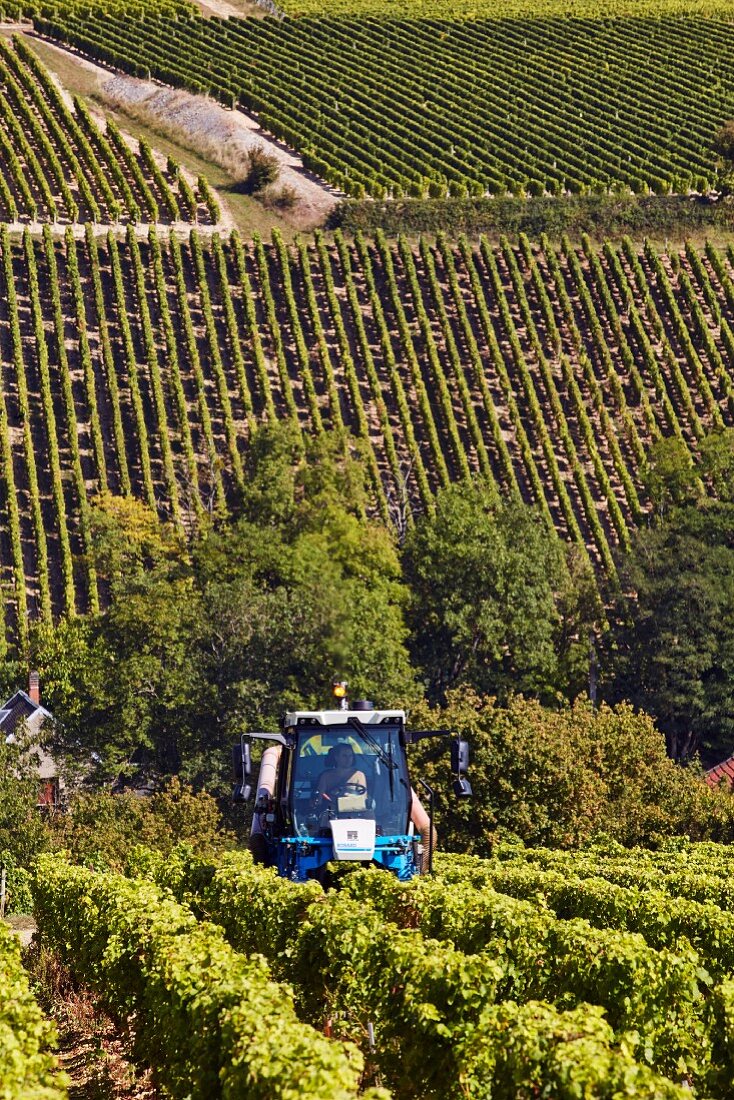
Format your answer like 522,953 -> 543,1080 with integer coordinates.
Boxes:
34,10 -> 734,199
0,230 -> 730,647
32,855 -> 379,1100
0,919 -> 67,1098
118,844 -> 699,1098
0,35 -> 216,224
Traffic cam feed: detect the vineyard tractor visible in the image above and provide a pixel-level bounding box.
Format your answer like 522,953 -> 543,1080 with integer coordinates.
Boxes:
232,681 -> 471,882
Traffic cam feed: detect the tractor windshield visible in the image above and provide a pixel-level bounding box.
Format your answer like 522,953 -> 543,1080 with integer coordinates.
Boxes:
290,723 -> 412,840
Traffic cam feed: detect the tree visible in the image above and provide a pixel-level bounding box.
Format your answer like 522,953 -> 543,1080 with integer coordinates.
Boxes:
31,496 -> 210,784
31,434 -> 417,788
697,428 -> 734,501
31,577 -> 211,783
605,500 -> 734,761
410,692 -> 734,854
239,421 -> 371,534
192,423 -> 417,742
49,778 -> 234,870
89,491 -> 190,600
715,121 -> 734,161
713,121 -> 734,195
402,481 -> 597,704
195,508 -> 417,740
0,726 -> 48,865
641,436 -> 699,520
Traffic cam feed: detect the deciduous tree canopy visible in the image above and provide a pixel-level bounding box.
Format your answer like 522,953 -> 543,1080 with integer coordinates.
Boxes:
413,692 -> 734,853
403,481 -> 598,705
606,500 -> 734,762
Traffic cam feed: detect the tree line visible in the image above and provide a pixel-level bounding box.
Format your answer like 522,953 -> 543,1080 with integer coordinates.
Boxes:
5,421 -> 732,770
4,422 -> 734,874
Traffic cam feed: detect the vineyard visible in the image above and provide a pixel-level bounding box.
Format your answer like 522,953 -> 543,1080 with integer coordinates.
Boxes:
20,840 -> 734,1098
33,10 -> 734,199
1,225 -> 734,645
0,35 -> 217,224
5,0 -> 734,1098
252,0 -> 734,15
0,917 -> 64,1098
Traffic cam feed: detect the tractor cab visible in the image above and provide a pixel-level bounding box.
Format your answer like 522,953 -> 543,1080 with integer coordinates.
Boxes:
232,684 -> 471,882
289,709 -> 412,864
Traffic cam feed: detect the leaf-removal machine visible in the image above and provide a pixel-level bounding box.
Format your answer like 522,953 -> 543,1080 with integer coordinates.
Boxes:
232,680 -> 471,881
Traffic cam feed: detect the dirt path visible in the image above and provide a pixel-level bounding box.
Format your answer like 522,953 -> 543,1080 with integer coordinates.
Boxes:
4,914 -> 36,947
23,943 -> 160,1100
2,220 -> 232,240
30,33 -> 338,230
55,996 -> 158,1100
193,0 -> 270,17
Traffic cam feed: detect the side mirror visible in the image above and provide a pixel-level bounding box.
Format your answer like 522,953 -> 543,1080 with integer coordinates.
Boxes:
452,776 -> 472,799
450,738 -> 469,775
233,782 -> 252,803
231,739 -> 253,802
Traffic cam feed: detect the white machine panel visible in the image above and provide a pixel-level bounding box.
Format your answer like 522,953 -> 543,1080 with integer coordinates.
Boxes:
285,708 -> 405,727
330,818 -> 376,861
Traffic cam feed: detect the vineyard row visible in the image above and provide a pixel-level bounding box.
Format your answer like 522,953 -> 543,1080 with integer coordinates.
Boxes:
34,849 -> 693,1100
0,35 -> 217,225
32,855 -> 370,1100
131,841 -> 734,1096
489,841 -> 734,907
435,852 -> 734,979
34,12 -> 734,198
150,846 -> 711,1086
1,227 -> 734,646
0,918 -> 65,1098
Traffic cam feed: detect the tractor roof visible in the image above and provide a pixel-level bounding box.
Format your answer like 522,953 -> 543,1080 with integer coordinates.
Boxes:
285,709 -> 405,728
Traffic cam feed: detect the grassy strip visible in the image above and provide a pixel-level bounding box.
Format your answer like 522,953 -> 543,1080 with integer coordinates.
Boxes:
331,196 -> 734,239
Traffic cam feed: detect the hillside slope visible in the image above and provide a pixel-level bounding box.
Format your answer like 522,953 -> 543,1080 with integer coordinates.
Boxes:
0,226 -> 730,646
34,8 -> 734,198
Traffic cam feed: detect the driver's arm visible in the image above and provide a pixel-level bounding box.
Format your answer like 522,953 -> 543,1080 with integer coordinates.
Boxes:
316,769 -> 335,798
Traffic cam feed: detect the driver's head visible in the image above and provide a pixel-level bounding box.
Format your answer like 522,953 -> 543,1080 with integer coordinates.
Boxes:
333,743 -> 355,769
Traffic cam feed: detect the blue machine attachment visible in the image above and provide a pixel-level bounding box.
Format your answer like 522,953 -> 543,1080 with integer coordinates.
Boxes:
276,834 -> 418,882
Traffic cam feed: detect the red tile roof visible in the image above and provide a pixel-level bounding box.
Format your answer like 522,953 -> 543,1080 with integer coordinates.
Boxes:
706,755 -> 734,787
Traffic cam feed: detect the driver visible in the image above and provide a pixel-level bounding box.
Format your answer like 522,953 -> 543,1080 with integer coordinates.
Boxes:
315,742 -> 367,806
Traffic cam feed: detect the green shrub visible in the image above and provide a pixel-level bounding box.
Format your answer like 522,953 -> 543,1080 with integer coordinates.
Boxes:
49,778 -> 235,871
239,145 -> 280,194
0,850 -> 32,914
328,194 -> 734,239
411,693 -> 734,853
